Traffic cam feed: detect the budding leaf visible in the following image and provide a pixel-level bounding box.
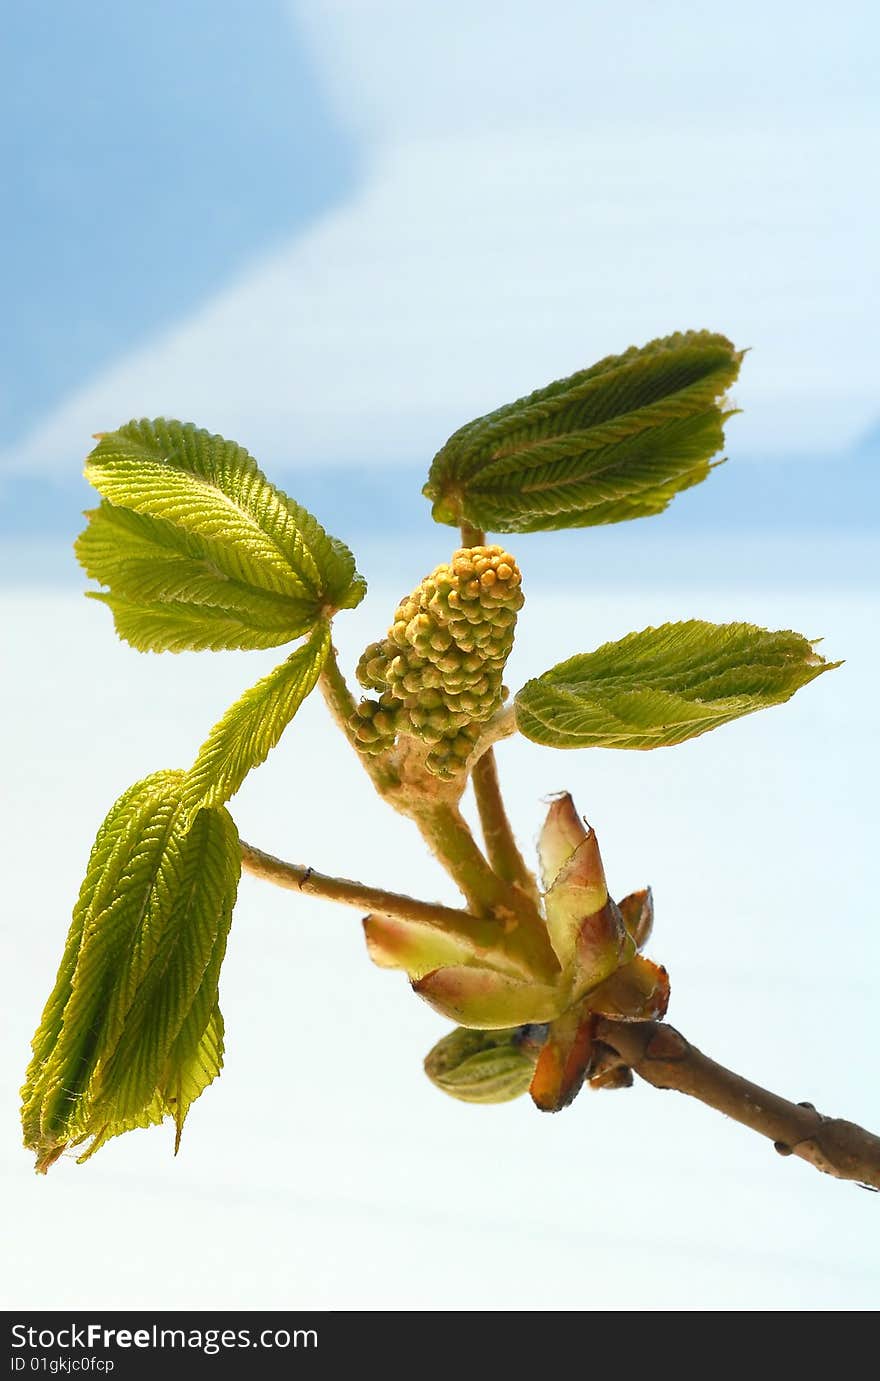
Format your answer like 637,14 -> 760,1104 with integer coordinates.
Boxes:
516,621 -> 840,750
424,1027 -> 537,1105
79,420 -> 365,652
413,966 -> 563,1028
587,954 -> 671,1022
363,912 -> 531,982
185,623 -> 331,814
21,771 -> 240,1170
423,330 -> 742,533
618,887 -> 654,950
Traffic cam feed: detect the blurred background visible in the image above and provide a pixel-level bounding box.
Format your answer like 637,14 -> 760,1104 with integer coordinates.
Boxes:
2,1 -> 878,1310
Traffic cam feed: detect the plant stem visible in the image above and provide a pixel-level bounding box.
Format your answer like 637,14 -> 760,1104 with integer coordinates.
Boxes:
241,838 -> 553,980
241,840 -> 483,932
465,704 -> 517,765
319,644 -> 400,793
459,521 -> 486,547
405,799 -> 515,917
471,748 -> 540,902
317,641 -> 358,737
316,646 -> 541,948
399,799 -> 559,979
315,616 -> 553,970
595,1018 -> 880,1190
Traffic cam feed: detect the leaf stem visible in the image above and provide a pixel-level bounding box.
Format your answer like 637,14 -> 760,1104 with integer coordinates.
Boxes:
595,1018 -> 880,1190
241,837 -> 555,979
317,647 -> 536,940
316,638 -> 553,971
240,840 -> 483,932
403,799 -> 512,916
403,799 -> 558,978
471,748 -> 540,902
465,704 -> 517,766
459,521 -> 486,547
318,643 -> 400,792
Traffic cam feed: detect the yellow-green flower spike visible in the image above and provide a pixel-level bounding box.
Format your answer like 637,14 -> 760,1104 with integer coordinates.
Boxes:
350,696 -> 401,755
352,546 -> 524,774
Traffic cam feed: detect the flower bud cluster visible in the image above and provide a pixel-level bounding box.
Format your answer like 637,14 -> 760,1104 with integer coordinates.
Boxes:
350,546 -> 523,776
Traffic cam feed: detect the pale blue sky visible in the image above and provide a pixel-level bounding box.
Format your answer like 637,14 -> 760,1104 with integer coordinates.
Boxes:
2,1 -> 356,440
2,1 -> 878,551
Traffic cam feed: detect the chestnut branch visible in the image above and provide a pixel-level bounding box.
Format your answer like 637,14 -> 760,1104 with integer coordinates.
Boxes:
595,1018 -> 880,1190
240,841 -> 880,1190
240,840 -> 484,933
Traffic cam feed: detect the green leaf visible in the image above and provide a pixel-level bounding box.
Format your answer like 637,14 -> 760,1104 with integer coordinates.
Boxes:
96,804 -> 239,1120
77,502 -> 319,652
515,621 -> 840,750
184,622 -> 331,813
77,1008 -> 225,1162
161,1005 -> 226,1155
79,419 -> 365,652
86,590 -> 312,654
423,330 -> 742,533
21,771 -> 240,1170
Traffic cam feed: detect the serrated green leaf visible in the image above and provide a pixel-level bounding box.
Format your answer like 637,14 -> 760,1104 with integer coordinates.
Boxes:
77,502 -> 318,651
515,621 -> 840,750
21,771 -> 240,1170
80,419 -> 365,652
86,591 -> 311,654
97,805 -> 239,1119
423,330 -> 742,533
423,1027 -> 536,1104
184,623 -> 331,813
77,1008 -> 224,1162
162,1005 -> 225,1154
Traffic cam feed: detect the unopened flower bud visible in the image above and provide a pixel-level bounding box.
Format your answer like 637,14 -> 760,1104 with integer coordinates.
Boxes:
352,546 -> 523,775
538,793 -> 631,995
355,641 -> 392,692
424,1026 -> 537,1104
349,696 -> 400,755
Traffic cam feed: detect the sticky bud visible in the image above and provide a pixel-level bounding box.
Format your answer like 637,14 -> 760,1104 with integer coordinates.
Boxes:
529,1008 -> 597,1112
424,1027 -> 537,1104
538,793 -> 629,992
538,792 -> 590,890
413,965 -> 563,1028
617,887 -> 654,950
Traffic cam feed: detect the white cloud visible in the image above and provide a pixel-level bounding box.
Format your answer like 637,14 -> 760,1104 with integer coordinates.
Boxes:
293,0 -> 879,141
6,1 -> 877,479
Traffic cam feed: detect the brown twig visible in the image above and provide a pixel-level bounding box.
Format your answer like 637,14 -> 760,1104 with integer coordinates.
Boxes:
240,838 -> 556,980
240,840 -> 481,932
596,1018 -> 880,1190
